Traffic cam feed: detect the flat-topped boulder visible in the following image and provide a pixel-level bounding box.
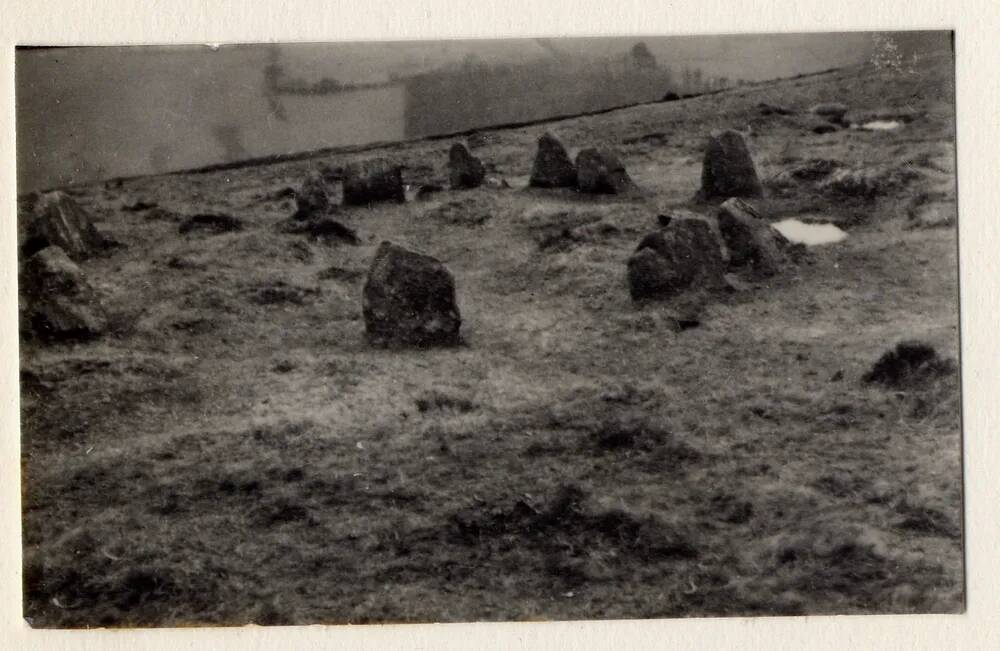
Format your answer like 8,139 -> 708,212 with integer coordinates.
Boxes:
448,144 -> 486,190
696,130 -> 764,201
342,158 -> 406,206
627,216 -> 727,301
20,246 -> 108,341
575,148 -> 637,194
716,198 -> 786,277
21,191 -> 109,261
363,241 -> 462,347
529,132 -> 577,189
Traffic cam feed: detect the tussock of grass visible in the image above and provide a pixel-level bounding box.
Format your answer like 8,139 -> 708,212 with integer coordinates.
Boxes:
177,212 -> 243,235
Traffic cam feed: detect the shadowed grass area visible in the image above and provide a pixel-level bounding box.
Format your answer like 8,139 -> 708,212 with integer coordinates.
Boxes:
19,53 -> 961,627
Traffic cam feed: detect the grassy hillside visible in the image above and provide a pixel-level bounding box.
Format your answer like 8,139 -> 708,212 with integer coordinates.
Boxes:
18,52 -> 961,627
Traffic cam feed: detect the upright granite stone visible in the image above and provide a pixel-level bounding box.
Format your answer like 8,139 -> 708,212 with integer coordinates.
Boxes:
448,143 -> 486,190
576,148 -> 637,194
343,158 -> 406,206
529,133 -> 577,189
363,241 -> 462,347
696,130 -> 764,201
627,217 -> 727,300
716,198 -> 786,277
294,172 -> 331,219
21,191 -> 108,261
20,246 -> 108,341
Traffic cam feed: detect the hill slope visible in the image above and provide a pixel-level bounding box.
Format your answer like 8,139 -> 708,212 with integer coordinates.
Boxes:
19,53 -> 961,626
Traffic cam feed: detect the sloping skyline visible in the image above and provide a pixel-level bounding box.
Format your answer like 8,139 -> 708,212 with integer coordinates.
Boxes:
16,32 -> 949,192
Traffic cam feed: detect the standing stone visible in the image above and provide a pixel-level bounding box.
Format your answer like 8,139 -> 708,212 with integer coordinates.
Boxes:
363,241 -> 462,347
21,191 -> 108,261
20,246 -> 108,341
529,132 -> 577,188
716,198 -> 786,277
342,158 -> 406,206
627,217 -> 727,300
294,172 -> 330,219
628,248 -> 678,301
697,130 -> 764,201
448,143 -> 486,190
576,148 -> 637,194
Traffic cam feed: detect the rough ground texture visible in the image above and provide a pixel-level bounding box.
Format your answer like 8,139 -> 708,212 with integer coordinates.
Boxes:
18,54 -> 961,627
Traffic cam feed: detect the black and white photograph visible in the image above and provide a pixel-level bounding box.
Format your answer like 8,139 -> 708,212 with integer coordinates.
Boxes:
13,28 -> 965,629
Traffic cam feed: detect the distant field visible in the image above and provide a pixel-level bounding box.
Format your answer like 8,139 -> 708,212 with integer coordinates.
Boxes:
19,52 -> 962,627
19,32 -> 913,192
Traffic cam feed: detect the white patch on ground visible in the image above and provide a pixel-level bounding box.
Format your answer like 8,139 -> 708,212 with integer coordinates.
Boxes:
773,218 -> 848,246
861,120 -> 903,131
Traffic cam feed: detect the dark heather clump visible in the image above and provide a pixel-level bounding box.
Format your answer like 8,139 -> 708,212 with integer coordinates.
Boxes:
20,246 -> 108,342
529,132 -> 577,189
627,217 -> 727,300
279,217 -> 359,245
811,102 -> 849,125
21,191 -> 109,261
416,184 -> 445,201
575,148 -> 637,194
811,121 -> 839,135
758,102 -> 793,116
447,484 -> 698,564
716,198 -> 787,277
342,158 -> 406,206
863,341 -> 955,388
789,159 -> 843,181
448,143 -> 486,190
362,241 -> 462,347
697,130 -> 764,201
122,200 -> 157,212
177,213 -> 244,235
